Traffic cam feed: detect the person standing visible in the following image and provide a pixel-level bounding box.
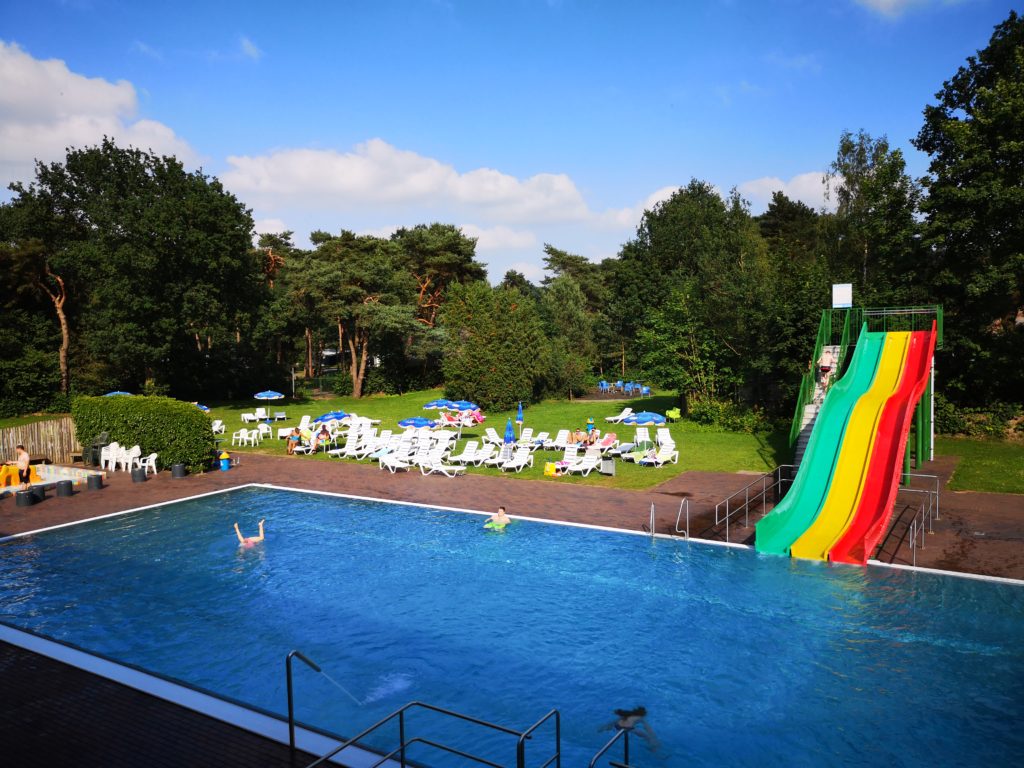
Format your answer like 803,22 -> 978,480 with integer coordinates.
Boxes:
13,444 -> 31,491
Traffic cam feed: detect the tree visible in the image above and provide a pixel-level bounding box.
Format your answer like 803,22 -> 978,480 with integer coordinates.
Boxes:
912,11 -> 1024,404
538,276 -> 595,398
824,130 -> 922,306
5,138 -> 262,398
391,223 -> 485,328
301,231 -> 417,398
440,282 -> 547,410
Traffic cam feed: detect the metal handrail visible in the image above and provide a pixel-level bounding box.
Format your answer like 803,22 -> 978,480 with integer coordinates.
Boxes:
674,499 -> 690,539
714,465 -> 794,542
287,651 -> 560,768
587,727 -> 632,768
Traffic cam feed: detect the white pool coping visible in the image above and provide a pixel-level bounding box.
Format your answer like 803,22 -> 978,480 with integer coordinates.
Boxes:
0,622 -> 389,767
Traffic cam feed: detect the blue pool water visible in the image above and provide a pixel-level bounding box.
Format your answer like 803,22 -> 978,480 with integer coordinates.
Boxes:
1,486 -> 1022,766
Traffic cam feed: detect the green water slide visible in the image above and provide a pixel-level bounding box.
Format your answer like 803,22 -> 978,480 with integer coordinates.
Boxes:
755,326 -> 885,555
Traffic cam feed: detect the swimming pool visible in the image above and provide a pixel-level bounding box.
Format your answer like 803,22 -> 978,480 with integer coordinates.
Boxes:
1,486 -> 1021,766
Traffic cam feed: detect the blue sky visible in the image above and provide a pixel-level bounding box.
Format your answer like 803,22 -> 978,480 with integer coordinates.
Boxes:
0,0 -> 1014,280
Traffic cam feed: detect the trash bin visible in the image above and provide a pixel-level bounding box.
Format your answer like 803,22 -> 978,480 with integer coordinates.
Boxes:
87,474 -> 103,490
599,458 -> 616,476
171,463 -> 187,479
219,452 -> 231,472
131,467 -> 147,483
30,485 -> 47,503
56,480 -> 74,497
16,490 -> 35,507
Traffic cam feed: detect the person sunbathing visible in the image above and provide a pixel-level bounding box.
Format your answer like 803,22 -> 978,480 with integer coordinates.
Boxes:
234,519 -> 265,547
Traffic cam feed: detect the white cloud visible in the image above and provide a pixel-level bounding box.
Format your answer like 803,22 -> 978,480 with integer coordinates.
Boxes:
221,139 -> 592,224
507,260 -> 546,283
597,186 -> 677,229
737,172 -> 831,213
240,36 -> 263,61
852,0 -> 967,17
253,218 -> 288,235
459,223 -> 537,251
131,40 -> 162,60
0,40 -> 198,190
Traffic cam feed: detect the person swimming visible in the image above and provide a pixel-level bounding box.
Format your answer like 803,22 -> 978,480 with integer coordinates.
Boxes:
234,519 -> 265,547
483,506 -> 511,530
600,706 -> 659,750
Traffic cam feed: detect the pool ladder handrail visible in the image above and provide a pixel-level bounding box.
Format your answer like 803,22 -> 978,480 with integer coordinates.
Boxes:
714,464 -> 795,542
646,499 -> 690,539
287,650 -> 561,768
587,726 -> 634,768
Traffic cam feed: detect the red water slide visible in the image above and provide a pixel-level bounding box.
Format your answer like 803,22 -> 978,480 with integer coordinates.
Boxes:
829,323 -> 937,565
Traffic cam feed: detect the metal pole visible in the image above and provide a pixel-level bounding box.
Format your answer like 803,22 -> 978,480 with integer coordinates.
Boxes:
929,358 -> 935,461
286,651 -> 322,760
400,710 -> 407,767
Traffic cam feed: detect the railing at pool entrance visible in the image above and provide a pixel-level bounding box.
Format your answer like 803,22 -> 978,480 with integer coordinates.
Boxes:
587,725 -> 635,768
894,473 -> 941,568
715,465 -> 796,542
646,499 -> 691,539
287,650 -> 561,768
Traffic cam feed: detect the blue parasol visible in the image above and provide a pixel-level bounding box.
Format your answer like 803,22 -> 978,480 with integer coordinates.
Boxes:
423,398 -> 453,410
314,410 -> 347,423
195,403 -> 210,412
503,417 -> 515,444
254,390 -> 285,400
450,400 -> 479,412
104,391 -> 132,396
399,416 -> 436,429
622,411 -> 666,426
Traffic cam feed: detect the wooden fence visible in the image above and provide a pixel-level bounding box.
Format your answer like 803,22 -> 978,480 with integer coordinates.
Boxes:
0,417 -> 80,465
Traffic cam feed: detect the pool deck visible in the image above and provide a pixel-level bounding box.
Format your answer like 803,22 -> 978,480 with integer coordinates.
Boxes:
2,453 -> 1022,765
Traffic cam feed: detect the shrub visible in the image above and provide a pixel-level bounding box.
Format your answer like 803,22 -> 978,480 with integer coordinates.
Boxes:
935,393 -> 1022,438
72,395 -> 215,473
688,396 -> 770,433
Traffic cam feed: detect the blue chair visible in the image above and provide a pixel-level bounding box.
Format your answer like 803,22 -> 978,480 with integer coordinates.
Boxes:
599,380 -> 609,393
641,385 -> 651,398
615,380 -> 624,392
624,383 -> 634,396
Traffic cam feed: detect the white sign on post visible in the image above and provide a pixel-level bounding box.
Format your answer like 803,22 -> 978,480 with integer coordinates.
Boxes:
832,283 -> 853,309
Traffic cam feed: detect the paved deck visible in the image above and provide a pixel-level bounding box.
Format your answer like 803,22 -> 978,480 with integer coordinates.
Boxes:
2,453 -> 1021,765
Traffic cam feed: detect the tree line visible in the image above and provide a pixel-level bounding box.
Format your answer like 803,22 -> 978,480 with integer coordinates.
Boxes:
1,12 -> 1020,419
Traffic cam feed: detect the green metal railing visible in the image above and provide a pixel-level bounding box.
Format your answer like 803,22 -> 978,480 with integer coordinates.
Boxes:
788,305 -> 943,449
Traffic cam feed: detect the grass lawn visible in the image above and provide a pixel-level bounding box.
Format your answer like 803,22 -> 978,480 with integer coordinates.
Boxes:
936,436 -> 1024,495
207,389 -> 789,490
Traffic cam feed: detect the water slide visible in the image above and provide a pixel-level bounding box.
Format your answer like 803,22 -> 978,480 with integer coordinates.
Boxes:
789,332 -> 911,561
829,325 -> 937,565
755,326 -> 884,556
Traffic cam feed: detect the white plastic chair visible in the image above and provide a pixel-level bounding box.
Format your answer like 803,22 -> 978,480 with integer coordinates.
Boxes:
240,412 -> 258,423
138,452 -> 158,475
211,420 -> 225,435
99,442 -> 120,470
231,428 -> 248,446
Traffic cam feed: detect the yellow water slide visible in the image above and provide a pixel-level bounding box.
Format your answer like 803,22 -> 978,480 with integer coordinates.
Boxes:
789,332 -> 911,561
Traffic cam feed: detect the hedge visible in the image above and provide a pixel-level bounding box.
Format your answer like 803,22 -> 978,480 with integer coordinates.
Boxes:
72,395 -> 215,473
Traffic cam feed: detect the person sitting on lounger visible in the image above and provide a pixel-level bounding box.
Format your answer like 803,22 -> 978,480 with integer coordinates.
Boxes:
286,427 -> 303,455
234,519 -> 265,548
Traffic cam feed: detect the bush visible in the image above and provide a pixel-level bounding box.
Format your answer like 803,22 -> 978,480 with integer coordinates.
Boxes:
363,367 -> 399,396
688,396 -> 770,433
331,372 -> 354,397
72,395 -> 215,473
935,393 -> 1022,438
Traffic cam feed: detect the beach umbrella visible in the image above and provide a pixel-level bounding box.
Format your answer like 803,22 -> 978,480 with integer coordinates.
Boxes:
515,401 -> 524,437
423,398 -> 453,410
504,417 -> 515,444
195,404 -> 210,412
254,390 -> 285,400
314,410 -> 347,423
623,411 -> 666,426
398,416 -> 436,429
103,391 -> 132,396
450,400 -> 479,412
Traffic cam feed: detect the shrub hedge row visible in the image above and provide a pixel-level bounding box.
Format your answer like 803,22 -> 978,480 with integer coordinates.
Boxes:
72,395 -> 215,473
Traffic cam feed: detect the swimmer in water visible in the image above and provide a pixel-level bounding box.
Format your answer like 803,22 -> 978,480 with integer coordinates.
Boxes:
599,706 -> 659,750
234,519 -> 265,547
484,505 -> 511,530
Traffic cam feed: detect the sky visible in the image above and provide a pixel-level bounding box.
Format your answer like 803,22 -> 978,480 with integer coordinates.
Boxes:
0,0 -> 1015,282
